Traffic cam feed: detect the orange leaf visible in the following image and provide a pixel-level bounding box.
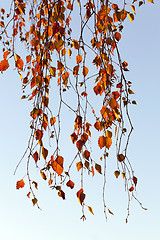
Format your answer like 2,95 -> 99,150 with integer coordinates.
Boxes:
105,137 -> 112,149
66,180 -> 75,189
51,155 -> 64,176
50,117 -> 56,126
15,54 -> 23,71
26,55 -> 31,63
109,98 -> 117,109
91,166 -> 94,176
76,161 -> 83,171
98,136 -> 106,149
3,51 -> 10,60
76,55 -> 82,64
16,179 -> 25,189
83,150 -> 90,160
70,132 -> 78,143
73,65 -> 79,76
107,64 -> 113,75
0,59 -> 9,71
88,206 -> 94,215
115,32 -> 121,41
82,66 -> 89,77
35,129 -> 43,140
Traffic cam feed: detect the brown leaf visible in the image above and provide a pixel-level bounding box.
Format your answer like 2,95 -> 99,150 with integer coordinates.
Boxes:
117,154 -> 125,162
66,180 -> 75,189
32,197 -> 38,206
77,188 -> 85,205
83,150 -> 90,160
82,66 -> 89,77
41,147 -> 48,160
58,190 -> 65,200
76,139 -> 84,151
95,163 -> 102,174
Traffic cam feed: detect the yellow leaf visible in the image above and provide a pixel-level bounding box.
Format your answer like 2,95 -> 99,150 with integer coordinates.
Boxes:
130,5 -> 135,14
147,0 -> 154,3
50,66 -> 56,77
88,206 -> 94,215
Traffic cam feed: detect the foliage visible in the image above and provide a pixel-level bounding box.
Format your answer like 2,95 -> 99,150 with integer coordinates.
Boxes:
0,0 -> 153,221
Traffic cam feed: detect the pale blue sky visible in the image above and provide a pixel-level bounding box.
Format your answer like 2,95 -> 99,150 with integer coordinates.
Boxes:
0,1 -> 160,240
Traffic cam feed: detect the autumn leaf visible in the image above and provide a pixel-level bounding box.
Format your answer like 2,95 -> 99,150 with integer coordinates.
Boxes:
76,55 -> 82,64
115,32 -> 121,41
114,170 -> 120,178
130,5 -> 135,14
66,180 -> 75,189
91,166 -> 94,176
70,132 -> 78,143
105,137 -> 112,150
117,154 -> 125,162
15,54 -> 23,71
50,66 -> 56,77
133,176 -> 138,186
88,206 -> 94,215
40,170 -> 47,180
84,160 -> 89,169
76,161 -> 83,171
32,197 -> 38,206
51,155 -> 64,176
98,136 -> 106,149
35,129 -> 43,140
33,151 -> 39,163
82,66 -> 89,77
108,209 -> 114,215
73,39 -> 79,49
129,186 -> 134,192
128,13 -> 134,22
50,117 -> 56,126
41,147 -> 48,160
83,150 -> 90,160
77,188 -> 85,205
58,190 -> 65,200
95,163 -> 102,174
147,0 -> 154,3
16,179 -> 25,189
0,59 -> 9,71
76,139 -> 84,151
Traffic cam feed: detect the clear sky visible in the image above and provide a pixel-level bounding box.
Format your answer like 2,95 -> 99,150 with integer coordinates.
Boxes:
0,1 -> 160,240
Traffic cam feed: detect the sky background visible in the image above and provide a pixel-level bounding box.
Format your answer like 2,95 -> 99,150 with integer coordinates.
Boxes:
0,1 -> 160,240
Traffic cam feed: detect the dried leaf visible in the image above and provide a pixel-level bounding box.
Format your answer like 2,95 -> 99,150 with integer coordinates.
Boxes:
66,180 -> 75,189
41,147 -> 48,160
51,155 -> 64,176
82,66 -> 89,77
88,206 -> 94,215
16,179 -> 25,189
117,154 -> 125,162
83,150 -> 90,160
76,161 -> 83,171
95,163 -> 102,174
32,197 -> 38,206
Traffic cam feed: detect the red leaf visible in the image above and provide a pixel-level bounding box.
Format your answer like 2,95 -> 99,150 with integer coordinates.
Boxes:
33,151 -> 38,163
129,186 -> 134,192
16,179 -> 25,189
76,139 -> 84,151
133,176 -> 137,186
